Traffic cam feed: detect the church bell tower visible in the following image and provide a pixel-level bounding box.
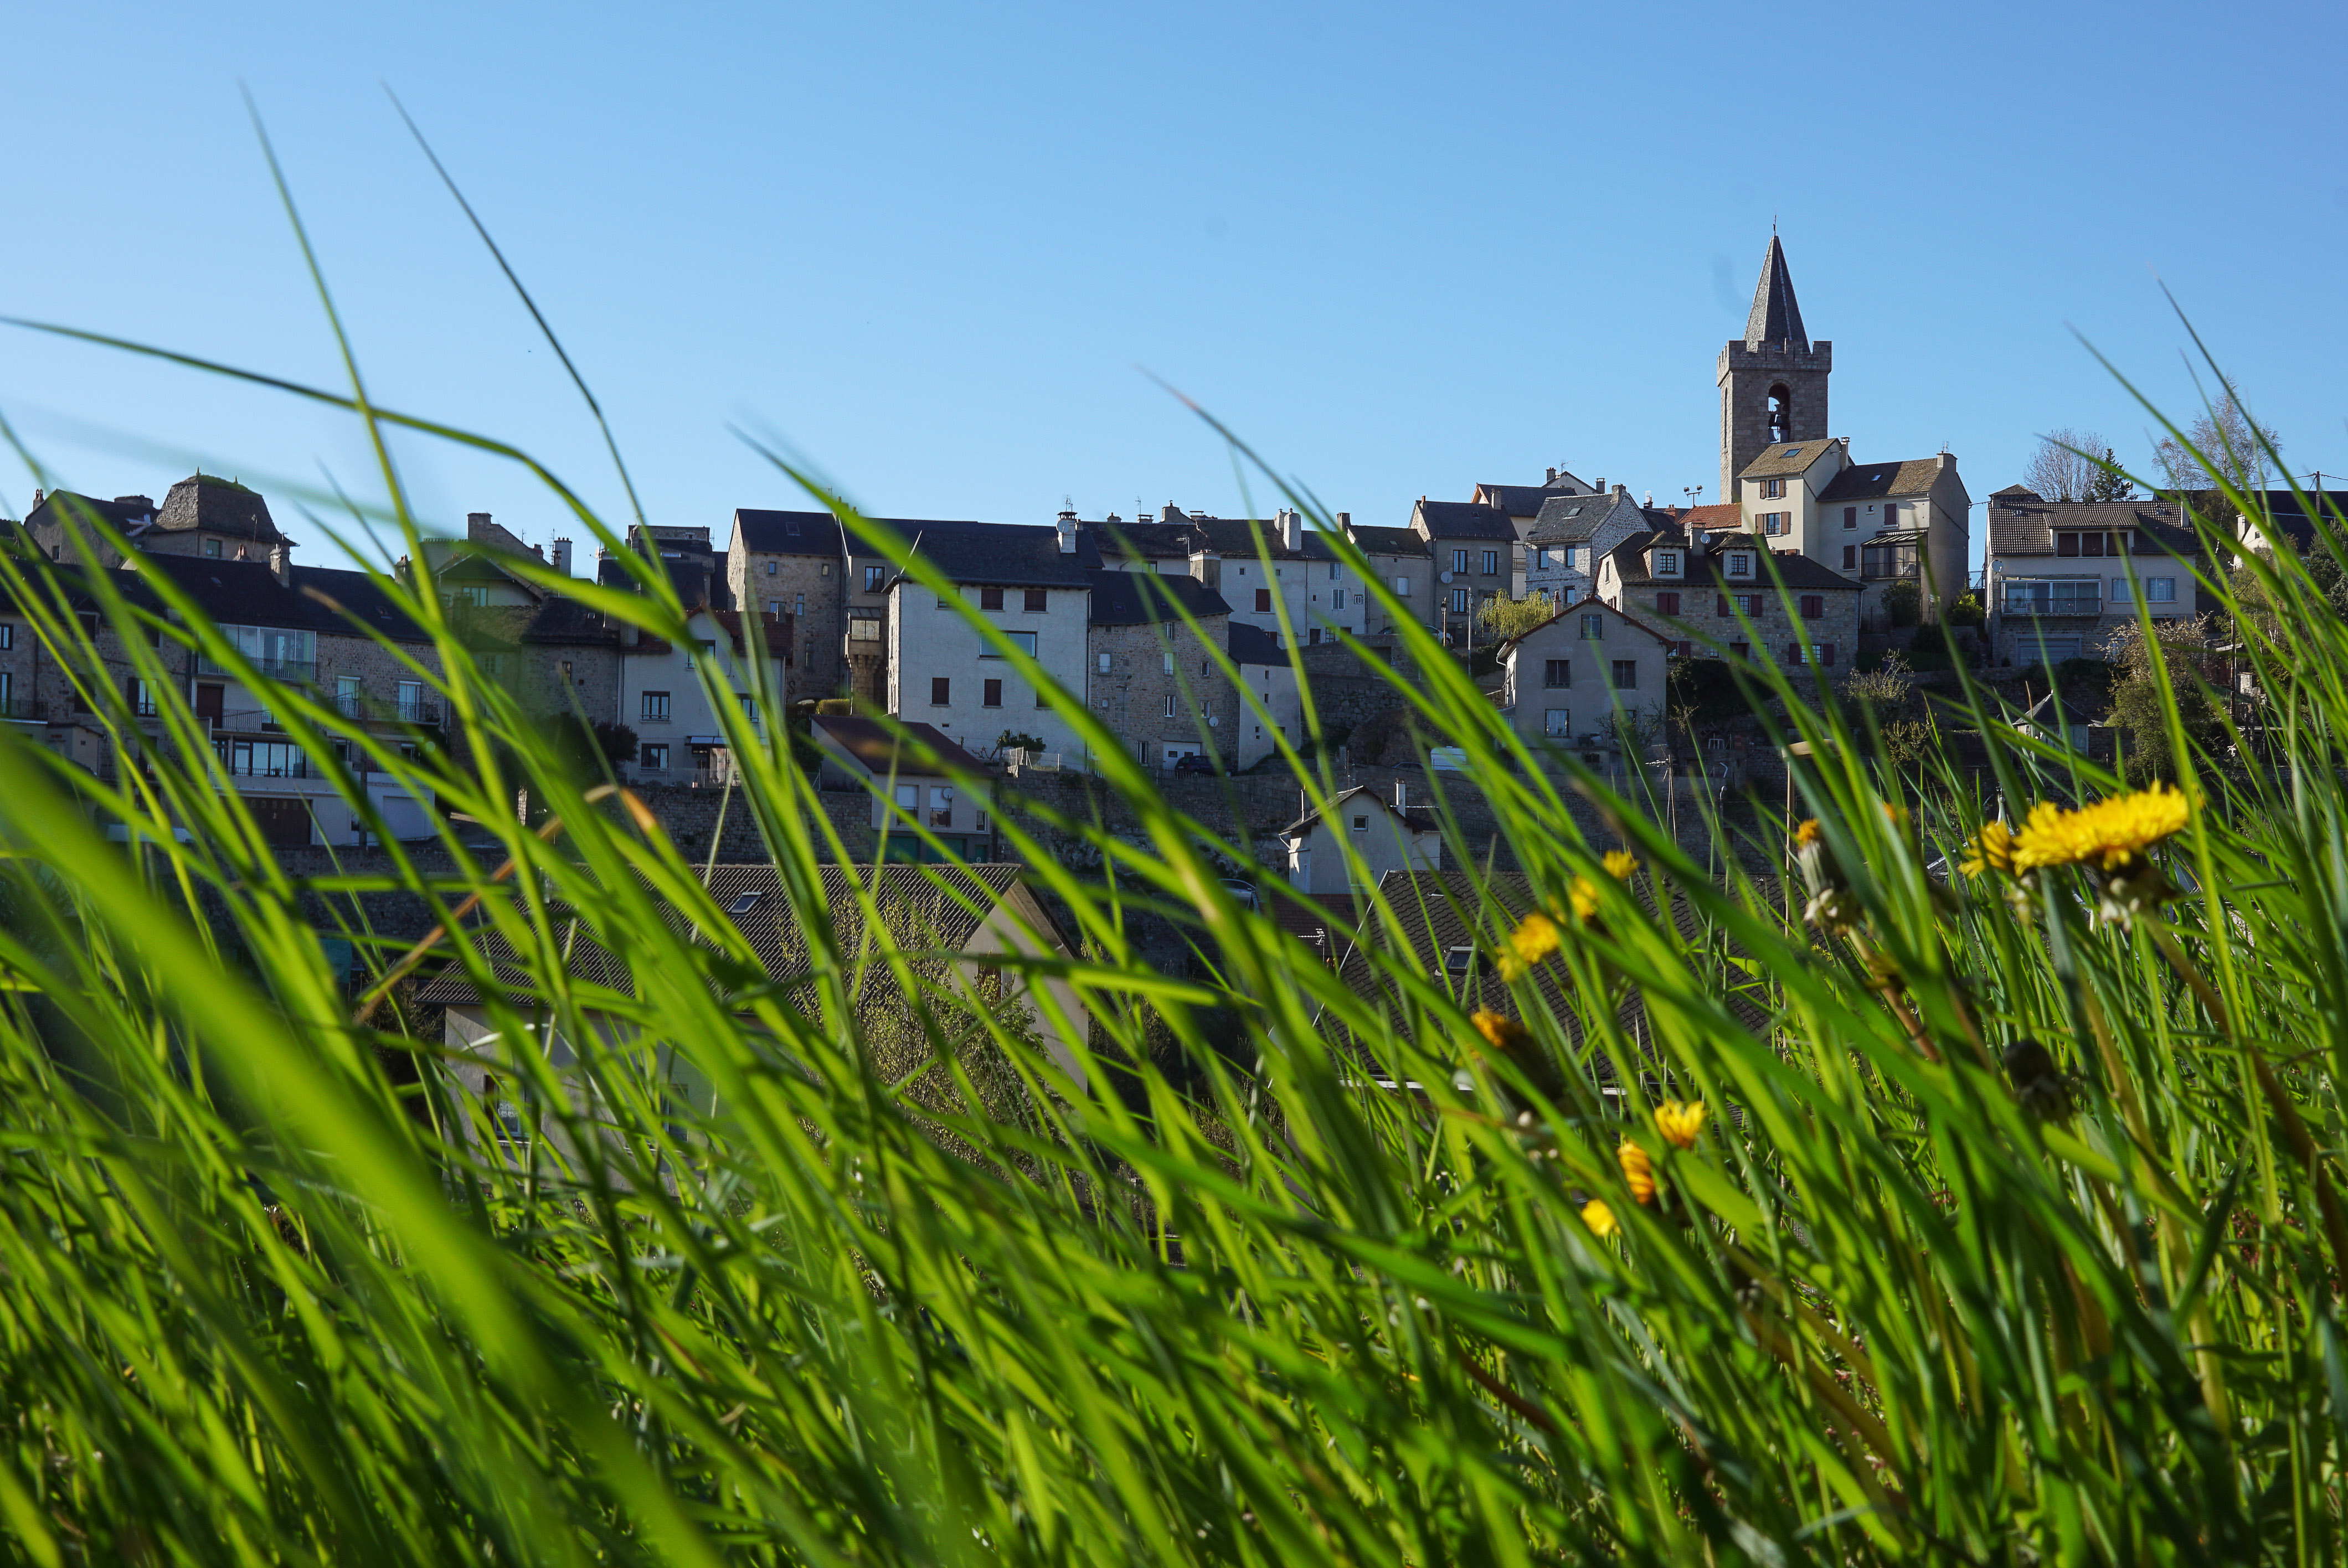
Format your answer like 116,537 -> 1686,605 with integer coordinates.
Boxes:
1717,235 -> 1831,501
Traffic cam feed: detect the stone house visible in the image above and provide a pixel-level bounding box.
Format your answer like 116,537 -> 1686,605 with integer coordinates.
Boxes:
1496,595 -> 1675,750
1280,783 -> 1443,895
1734,440 -> 1970,625
1471,468 -> 1598,534
884,520 -> 1091,766
811,715 -> 992,862
25,474 -> 290,571
1409,498 -> 1522,646
1983,488 -> 2204,665
1083,571 -> 1240,772
1525,486 -> 1646,607
1717,236 -> 1833,503
1596,528 -> 1861,674
726,508 -> 843,690
1187,509 -> 1366,648
1342,519 -> 1430,638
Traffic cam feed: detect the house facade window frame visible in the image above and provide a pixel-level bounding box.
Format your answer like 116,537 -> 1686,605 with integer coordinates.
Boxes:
641,690 -> 671,723
1542,658 -> 1570,688
930,677 -> 951,706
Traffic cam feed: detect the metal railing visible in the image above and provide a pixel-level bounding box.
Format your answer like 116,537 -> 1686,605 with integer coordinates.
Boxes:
197,653 -> 318,685
0,699 -> 42,721
333,690 -> 443,725
1003,748 -> 1062,772
212,737 -> 312,779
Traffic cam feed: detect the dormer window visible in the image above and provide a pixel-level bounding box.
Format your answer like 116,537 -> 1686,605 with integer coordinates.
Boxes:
1727,552 -> 1753,577
1444,945 -> 1474,978
1653,550 -> 1681,576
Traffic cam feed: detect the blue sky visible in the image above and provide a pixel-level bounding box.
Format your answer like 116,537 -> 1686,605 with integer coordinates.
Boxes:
3,1 -> 2341,574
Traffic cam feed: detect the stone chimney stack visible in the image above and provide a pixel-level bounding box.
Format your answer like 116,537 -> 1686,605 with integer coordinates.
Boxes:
1546,467 -> 1557,483
268,538 -> 291,586
552,537 -> 574,576
1280,508 -> 1302,553
467,512 -> 495,543
1055,509 -> 1078,554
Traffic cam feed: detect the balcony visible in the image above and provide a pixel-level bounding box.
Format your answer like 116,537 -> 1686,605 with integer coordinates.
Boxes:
213,737 -> 313,779
2002,582 -> 2102,618
197,653 -> 318,686
333,690 -> 443,726
0,699 -> 42,723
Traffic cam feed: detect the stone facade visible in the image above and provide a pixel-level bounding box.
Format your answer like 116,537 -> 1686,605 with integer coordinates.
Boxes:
1525,487 -> 1647,607
727,509 -> 845,695
1085,615 -> 1240,772
1497,598 -> 1675,749
1717,237 -> 1832,501
1597,528 -> 1862,677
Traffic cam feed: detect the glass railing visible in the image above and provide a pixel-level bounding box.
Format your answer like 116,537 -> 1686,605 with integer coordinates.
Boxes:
197,653 -> 318,685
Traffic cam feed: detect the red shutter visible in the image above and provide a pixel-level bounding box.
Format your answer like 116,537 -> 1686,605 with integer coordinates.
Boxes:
1820,642 -> 1836,666
1786,642 -> 1802,663
1800,594 -> 1822,618
1254,589 -> 1272,613
1716,594 -> 1729,616
1677,639 -> 1692,657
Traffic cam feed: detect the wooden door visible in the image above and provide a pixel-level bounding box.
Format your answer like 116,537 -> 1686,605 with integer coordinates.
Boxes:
247,796 -> 313,848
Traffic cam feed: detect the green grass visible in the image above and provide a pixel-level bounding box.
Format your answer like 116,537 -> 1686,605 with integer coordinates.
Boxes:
0,165 -> 2346,1561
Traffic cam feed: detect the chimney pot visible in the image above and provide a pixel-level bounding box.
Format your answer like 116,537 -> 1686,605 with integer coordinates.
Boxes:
552,537 -> 574,576
1336,510 -> 1350,529
1594,478 -> 1605,494
1546,467 -> 1557,483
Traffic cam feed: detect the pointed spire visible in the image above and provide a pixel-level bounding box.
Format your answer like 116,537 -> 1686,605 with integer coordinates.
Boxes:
1742,235 -> 1808,350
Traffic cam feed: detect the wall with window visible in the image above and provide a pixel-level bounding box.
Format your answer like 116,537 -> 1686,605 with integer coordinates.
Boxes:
888,581 -> 1090,766
620,608 -> 783,782
728,541 -> 840,697
1219,544 -> 1366,647
1498,606 -> 1670,750
1083,613 -> 1242,771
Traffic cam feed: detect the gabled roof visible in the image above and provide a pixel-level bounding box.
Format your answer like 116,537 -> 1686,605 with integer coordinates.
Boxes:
1413,499 -> 1516,541
136,555 -> 434,642
1743,234 -> 1809,349
1086,571 -> 1229,626
850,520 -> 1090,589
1816,458 -> 1948,502
1079,520 -> 1201,564
1346,524 -> 1425,556
732,508 -> 845,556
414,863 -> 1033,1008
1985,496 -> 2201,558
1737,440 -> 1843,481
1497,588 -> 1677,656
2234,489 -> 2348,554
1281,785 -> 1439,838
23,490 -> 159,540
1528,490 -> 1633,544
1227,620 -> 1285,667
1676,503 -> 1744,536
814,716 -> 983,775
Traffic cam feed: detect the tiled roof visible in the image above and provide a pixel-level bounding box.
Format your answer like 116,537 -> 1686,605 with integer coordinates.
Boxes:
1496,590 -> 1676,654
415,863 -> 1031,1007
1816,458 -> 1947,502
1346,524 -> 1426,556
1086,571 -> 1229,626
1737,440 -> 1842,480
732,508 -> 845,556
814,716 -> 984,775
1413,499 -> 1516,541
1605,531 -> 1860,592
1676,503 -> 1744,535
1985,497 -> 2200,559
1227,621 -> 1285,667
1742,235 -> 1808,349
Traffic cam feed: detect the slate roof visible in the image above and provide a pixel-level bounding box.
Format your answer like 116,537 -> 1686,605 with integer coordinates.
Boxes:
1985,496 -> 2200,559
1079,521 -> 1201,565
1605,530 -> 1860,592
1280,785 -> 1439,838
871,520 -> 1092,589
731,509 -> 844,556
1227,621 -> 1285,667
1737,441 -> 1842,481
1191,515 -> 1330,562
2236,489 -> 2348,553
1528,492 -> 1627,544
514,595 -> 620,648
1743,235 -> 1808,349
1477,481 -> 1585,518
814,716 -> 983,775
153,474 -> 282,544
1087,571 -> 1229,625
415,863 -> 1032,1008
1346,524 -> 1425,556
1413,499 -> 1517,541
1816,458 -> 1947,502
24,490 -> 160,539
1496,591 -> 1676,655
136,556 -> 434,641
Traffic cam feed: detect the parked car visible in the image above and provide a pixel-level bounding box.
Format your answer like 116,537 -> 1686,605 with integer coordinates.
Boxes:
1218,878 -> 1260,911
1172,753 -> 1219,775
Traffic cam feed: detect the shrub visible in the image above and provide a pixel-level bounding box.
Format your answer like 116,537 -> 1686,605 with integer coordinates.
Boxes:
1947,590 -> 1986,627
1882,577 -> 1921,627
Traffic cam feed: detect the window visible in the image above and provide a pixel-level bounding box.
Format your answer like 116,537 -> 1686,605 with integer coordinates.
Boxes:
1533,548 -> 1549,571
740,696 -> 758,722
2056,533 -> 2079,557
1843,507 -> 1857,529
2083,532 -> 2105,558
768,600 -> 782,615
1444,945 -> 1474,977
1655,591 -> 1681,615
794,592 -> 806,616
981,586 -> 1005,611
983,678 -> 1003,707
1544,708 -> 1571,736
1580,614 -> 1604,639
1819,643 -> 1837,666
1799,595 -> 1823,619
894,784 -> 917,811
929,787 -> 954,828
1451,550 -> 1470,574
1162,693 -> 1176,719
1254,589 -> 1273,613
1788,642 -> 1809,664
2110,576 -> 2133,605
1351,814 -> 1369,833
729,891 -> 766,916
641,691 -> 670,722
864,566 -> 886,592
1449,589 -> 1470,613
1734,593 -> 1761,616
692,639 -> 717,668
1656,551 -> 1680,574
1097,653 -> 1112,673
1764,477 -> 1785,499
129,677 -> 155,717
558,659 -> 574,686
2002,580 -> 2102,613
1731,641 -> 1750,661
398,680 -> 426,723
1162,652 -> 1174,675
640,742 -> 668,771
1307,628 -> 1321,644
765,561 -> 777,576
1393,575 -> 1411,596
203,538 -> 223,559
336,674 -> 362,717
1480,549 -> 1499,576
0,625 -> 11,649
930,677 -> 950,705
1842,545 -> 1857,569
2147,577 -> 2176,603
982,630 -> 1037,659
1607,659 -> 1635,689
1332,588 -> 1346,610
849,615 -> 881,641
1024,588 -> 1047,612
974,809 -> 988,832
1727,553 -> 1753,576
1543,658 -> 1570,688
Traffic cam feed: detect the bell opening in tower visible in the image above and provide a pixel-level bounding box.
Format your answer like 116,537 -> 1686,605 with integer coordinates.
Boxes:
1767,384 -> 1791,445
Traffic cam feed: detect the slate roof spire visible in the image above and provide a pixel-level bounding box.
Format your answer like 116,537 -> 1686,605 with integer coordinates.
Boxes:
1742,235 -> 1809,350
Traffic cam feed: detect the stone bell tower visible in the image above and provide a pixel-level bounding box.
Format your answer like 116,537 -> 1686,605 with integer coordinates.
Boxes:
1717,235 -> 1831,501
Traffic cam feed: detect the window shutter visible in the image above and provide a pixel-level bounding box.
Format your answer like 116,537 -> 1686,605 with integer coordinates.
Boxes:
1820,642 -> 1836,666
1786,642 -> 1801,664
1716,594 -> 1729,616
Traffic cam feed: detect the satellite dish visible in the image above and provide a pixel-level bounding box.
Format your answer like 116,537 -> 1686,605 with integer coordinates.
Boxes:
1439,570 -> 1454,584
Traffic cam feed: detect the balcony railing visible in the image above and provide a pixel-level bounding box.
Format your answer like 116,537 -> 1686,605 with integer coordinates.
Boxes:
0,699 -> 42,722
197,653 -> 318,685
2002,583 -> 2102,617
333,690 -> 443,725
213,737 -> 312,779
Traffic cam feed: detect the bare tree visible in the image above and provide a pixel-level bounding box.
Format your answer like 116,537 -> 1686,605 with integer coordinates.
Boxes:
2154,382 -> 2279,497
2023,429 -> 2108,503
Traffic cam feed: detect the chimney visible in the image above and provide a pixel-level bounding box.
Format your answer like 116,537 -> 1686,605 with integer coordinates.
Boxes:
552,537 -> 573,576
1546,467 -> 1557,483
467,512 -> 495,542
1336,510 -> 1351,530
1280,508 -> 1302,553
1644,490 -> 1654,507
29,489 -> 42,509
1055,509 -> 1078,554
1615,482 -> 1627,497
269,538 -> 290,586
1594,478 -> 1605,494
1393,778 -> 1407,811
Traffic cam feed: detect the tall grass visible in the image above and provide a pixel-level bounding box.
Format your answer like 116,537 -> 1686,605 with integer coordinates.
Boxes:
2,196 -> 2347,1559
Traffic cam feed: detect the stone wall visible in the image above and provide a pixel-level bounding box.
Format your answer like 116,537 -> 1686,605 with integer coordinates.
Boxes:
1087,615 -> 1240,768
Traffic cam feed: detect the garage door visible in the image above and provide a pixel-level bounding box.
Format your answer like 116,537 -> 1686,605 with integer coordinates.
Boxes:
247,796 -> 315,848
2022,633 -> 2082,666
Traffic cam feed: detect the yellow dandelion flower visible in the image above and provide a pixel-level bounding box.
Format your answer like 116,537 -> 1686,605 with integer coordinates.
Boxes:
1959,819 -> 2015,879
1495,911 -> 1561,981
1567,877 -> 1602,925
1470,1009 -> 1530,1053
2011,783 -> 2190,873
1792,817 -> 1822,849
1655,1100 -> 1707,1150
1580,1199 -> 1619,1237
1602,849 -> 1639,881
1617,1138 -> 1656,1205
1881,801 -> 1911,831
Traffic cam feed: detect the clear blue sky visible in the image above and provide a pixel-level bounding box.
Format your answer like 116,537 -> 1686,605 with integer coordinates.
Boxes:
4,2 -> 2342,574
